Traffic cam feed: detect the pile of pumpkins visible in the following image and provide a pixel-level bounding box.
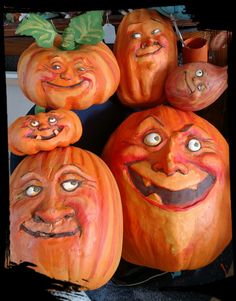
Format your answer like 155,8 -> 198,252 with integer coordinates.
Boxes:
8,9 -> 231,290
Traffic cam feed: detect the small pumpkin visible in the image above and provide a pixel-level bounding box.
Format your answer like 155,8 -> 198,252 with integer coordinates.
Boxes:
10,146 -> 123,290
16,13 -> 120,110
165,62 -> 228,111
102,105 -> 231,271
114,8 -> 178,108
8,109 -> 82,155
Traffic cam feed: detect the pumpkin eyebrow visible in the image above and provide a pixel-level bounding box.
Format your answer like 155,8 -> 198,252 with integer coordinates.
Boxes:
179,124 -> 193,132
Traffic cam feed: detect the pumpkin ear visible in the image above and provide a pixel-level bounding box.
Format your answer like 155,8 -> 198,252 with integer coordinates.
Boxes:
8,109 -> 83,156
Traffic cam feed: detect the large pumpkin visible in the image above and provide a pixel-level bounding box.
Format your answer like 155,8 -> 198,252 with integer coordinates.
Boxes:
8,109 -> 82,155
17,40 -> 120,110
102,105 -> 231,271
113,8 -> 178,108
165,62 -> 228,111
10,146 -> 123,290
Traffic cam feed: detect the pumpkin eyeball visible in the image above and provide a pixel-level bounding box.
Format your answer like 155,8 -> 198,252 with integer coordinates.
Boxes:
195,69 -> 204,77
143,132 -> 162,146
151,28 -> 161,35
25,185 -> 42,197
78,67 -> 86,71
48,116 -> 57,124
132,32 -> 142,39
30,120 -> 40,127
187,138 -> 201,152
61,180 -> 82,192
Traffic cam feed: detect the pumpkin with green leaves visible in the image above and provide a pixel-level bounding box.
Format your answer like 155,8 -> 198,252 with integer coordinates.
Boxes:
17,12 -> 120,110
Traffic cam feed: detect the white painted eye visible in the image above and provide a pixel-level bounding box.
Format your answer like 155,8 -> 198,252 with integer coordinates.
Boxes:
52,64 -> 61,70
61,180 -> 81,192
132,32 -> 142,39
143,132 -> 162,146
48,116 -> 57,124
78,67 -> 86,71
195,69 -> 203,77
187,138 -> 201,152
25,185 -> 42,197
151,28 -> 161,35
30,120 -> 39,127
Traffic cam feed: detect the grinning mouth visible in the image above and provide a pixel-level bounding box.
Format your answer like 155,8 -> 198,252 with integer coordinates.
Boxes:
136,43 -> 163,57
184,71 -> 195,94
45,79 -> 87,89
128,166 -> 216,209
20,223 -> 82,239
26,126 -> 63,140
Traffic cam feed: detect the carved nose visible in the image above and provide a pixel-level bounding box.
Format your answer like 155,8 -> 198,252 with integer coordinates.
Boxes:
141,38 -> 154,48
33,207 -> 75,224
60,69 -> 74,80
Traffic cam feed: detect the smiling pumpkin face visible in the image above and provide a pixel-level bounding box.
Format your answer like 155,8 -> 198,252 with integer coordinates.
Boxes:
165,62 -> 228,111
102,105 -> 231,271
18,42 -> 120,110
10,146 -> 123,289
114,9 -> 178,108
8,109 -> 82,155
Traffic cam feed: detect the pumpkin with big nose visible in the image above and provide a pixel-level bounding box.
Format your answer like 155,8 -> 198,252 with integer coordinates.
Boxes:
102,105 -> 231,271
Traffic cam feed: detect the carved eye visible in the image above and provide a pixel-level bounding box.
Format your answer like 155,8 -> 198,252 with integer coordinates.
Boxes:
151,28 -> 161,35
61,180 -> 81,192
197,83 -> 206,91
187,138 -> 201,152
78,67 -> 86,71
195,69 -> 203,77
30,120 -> 40,127
132,32 -> 142,39
48,116 -> 57,124
143,132 -> 162,146
25,185 -> 42,197
52,64 -> 61,70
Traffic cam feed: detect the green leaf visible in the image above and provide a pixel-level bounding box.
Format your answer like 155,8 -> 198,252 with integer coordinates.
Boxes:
61,27 -> 76,50
68,11 -> 104,45
34,105 -> 46,114
15,13 -> 57,48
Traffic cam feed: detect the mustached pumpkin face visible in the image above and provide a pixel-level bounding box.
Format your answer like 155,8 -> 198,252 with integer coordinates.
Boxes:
8,109 -> 82,156
114,9 -> 178,108
165,62 -> 228,111
18,42 -> 120,110
102,105 -> 231,271
10,146 -> 123,290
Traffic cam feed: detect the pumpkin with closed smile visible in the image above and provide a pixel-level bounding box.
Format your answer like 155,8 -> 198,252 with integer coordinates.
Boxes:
102,105 -> 231,271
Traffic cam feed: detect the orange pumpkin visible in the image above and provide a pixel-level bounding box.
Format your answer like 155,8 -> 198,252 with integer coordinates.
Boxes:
114,8 -> 178,108
165,62 -> 228,111
103,105 -> 231,271
10,146 -> 123,289
8,109 -> 82,155
17,40 -> 120,110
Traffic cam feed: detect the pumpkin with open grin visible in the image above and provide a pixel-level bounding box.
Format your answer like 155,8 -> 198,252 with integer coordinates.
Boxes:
102,105 -> 231,271
10,146 -> 123,289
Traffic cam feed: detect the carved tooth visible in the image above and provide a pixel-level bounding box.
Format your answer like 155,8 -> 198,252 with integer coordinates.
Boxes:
190,184 -> 198,190
54,129 -> 59,135
36,135 -> 42,140
143,178 -> 152,187
148,193 -> 162,204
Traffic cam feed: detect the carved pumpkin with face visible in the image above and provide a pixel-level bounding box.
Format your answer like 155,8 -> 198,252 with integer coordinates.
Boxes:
10,146 -> 123,289
17,41 -> 120,110
114,9 -> 178,108
103,105 -> 231,271
8,109 -> 82,155
165,62 -> 228,111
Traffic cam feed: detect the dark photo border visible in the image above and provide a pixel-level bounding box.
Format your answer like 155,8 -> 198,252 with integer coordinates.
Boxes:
1,1 -> 235,300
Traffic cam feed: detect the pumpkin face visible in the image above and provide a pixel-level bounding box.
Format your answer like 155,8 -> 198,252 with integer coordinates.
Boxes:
165,62 -> 228,111
10,146 -> 123,290
18,42 -> 120,110
102,105 -> 231,271
8,109 -> 82,155
114,9 -> 178,108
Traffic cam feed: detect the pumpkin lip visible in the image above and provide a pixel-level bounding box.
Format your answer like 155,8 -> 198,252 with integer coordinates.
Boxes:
26,126 -> 63,140
136,43 -> 163,57
20,221 -> 82,239
127,166 -> 216,210
44,77 -> 90,89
